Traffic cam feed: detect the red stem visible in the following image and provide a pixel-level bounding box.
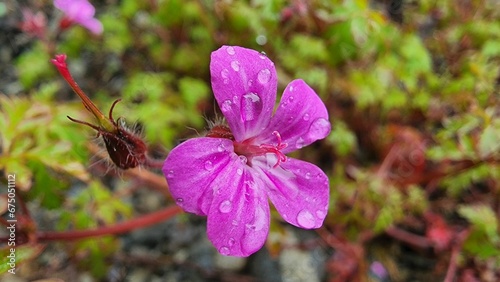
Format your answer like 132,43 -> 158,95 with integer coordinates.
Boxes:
34,205 -> 182,242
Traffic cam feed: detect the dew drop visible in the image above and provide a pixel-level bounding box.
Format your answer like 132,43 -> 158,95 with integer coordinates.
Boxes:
231,60 -> 240,71
257,69 -> 271,84
221,68 -> 230,85
166,170 -> 174,179
295,137 -> 305,149
307,118 -> 331,140
217,143 -> 226,152
228,237 -> 236,246
241,92 -> 262,122
316,210 -> 326,219
219,200 -> 232,213
239,155 -> 247,164
289,85 -> 294,92
248,79 -> 253,87
296,210 -> 316,229
305,172 -> 311,179
204,160 -> 214,171
219,246 -> 230,255
237,168 -> 243,175
245,206 -> 266,231
288,96 -> 294,103
221,99 -> 232,113
176,198 -> 184,203
232,95 -> 239,104
226,46 -> 235,55
303,113 -> 310,121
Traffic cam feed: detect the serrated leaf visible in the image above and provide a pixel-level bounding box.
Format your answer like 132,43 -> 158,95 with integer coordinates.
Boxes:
458,204 -> 499,243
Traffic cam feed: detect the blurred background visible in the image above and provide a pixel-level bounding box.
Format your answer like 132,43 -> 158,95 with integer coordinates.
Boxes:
0,0 -> 499,281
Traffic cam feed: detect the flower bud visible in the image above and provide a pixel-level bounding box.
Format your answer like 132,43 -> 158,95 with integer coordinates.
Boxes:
52,54 -> 147,169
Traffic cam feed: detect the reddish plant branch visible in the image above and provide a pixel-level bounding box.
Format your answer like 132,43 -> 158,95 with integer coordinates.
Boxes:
385,226 -> 432,249
35,205 -> 182,242
444,229 -> 471,282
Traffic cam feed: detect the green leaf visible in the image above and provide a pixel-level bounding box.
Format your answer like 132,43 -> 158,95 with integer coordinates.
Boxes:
478,122 -> 500,158
459,204 -> 499,243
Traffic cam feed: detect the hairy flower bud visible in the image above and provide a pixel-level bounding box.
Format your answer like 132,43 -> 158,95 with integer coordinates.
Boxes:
52,54 -> 147,169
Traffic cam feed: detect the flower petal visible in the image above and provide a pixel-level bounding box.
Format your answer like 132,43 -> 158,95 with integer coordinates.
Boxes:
210,46 -> 277,141
254,157 -> 329,229
207,164 -> 270,257
80,18 -> 103,35
259,79 -> 331,154
162,137 -> 234,215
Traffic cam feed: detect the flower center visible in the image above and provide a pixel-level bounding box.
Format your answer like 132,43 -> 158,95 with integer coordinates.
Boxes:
234,131 -> 288,168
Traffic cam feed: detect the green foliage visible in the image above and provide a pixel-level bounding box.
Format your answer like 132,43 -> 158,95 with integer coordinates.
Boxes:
15,43 -> 53,89
459,205 -> 500,262
0,95 -> 89,197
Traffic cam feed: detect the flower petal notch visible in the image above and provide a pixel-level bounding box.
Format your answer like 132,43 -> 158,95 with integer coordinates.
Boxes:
54,0 -> 103,35
163,46 -> 331,257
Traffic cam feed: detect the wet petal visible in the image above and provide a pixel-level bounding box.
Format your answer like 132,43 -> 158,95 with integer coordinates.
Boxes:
207,165 -> 270,257
255,157 -> 329,229
259,79 -> 331,154
210,46 -> 277,141
162,137 -> 234,215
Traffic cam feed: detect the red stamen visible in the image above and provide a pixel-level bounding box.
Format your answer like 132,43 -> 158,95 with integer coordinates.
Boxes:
234,131 -> 288,168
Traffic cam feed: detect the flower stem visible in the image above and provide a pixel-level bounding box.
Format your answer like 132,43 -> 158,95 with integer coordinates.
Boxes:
36,205 -> 182,241
51,54 -> 115,132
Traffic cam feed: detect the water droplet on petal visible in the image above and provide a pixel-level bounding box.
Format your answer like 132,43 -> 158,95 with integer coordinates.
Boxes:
221,99 -> 232,113
232,95 -> 239,104
248,79 -> 253,87
217,143 -> 226,152
289,85 -> 294,92
237,168 -> 243,175
219,246 -> 230,255
231,60 -> 240,71
307,118 -> 331,140
295,137 -> 305,149
241,92 -> 262,122
226,46 -> 235,55
297,210 -> 316,229
303,113 -> 310,121
288,96 -> 294,103
204,160 -> 214,171
166,170 -> 174,179
221,68 -> 230,85
239,155 -> 247,164
245,206 -> 266,231
316,210 -> 326,219
228,237 -> 236,246
176,198 -> 183,203
305,172 -> 311,179
219,200 -> 232,213
257,69 -> 271,84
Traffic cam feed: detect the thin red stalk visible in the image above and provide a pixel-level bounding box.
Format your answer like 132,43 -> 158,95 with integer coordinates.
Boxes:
444,229 -> 471,282
51,55 -> 104,119
36,205 -> 182,241
385,226 -> 432,249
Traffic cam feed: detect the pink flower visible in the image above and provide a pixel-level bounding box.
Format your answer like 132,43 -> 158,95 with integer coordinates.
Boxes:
163,46 -> 331,256
54,0 -> 103,35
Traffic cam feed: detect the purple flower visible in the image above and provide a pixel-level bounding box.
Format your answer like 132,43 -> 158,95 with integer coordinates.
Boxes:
163,46 -> 331,257
54,0 -> 103,35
